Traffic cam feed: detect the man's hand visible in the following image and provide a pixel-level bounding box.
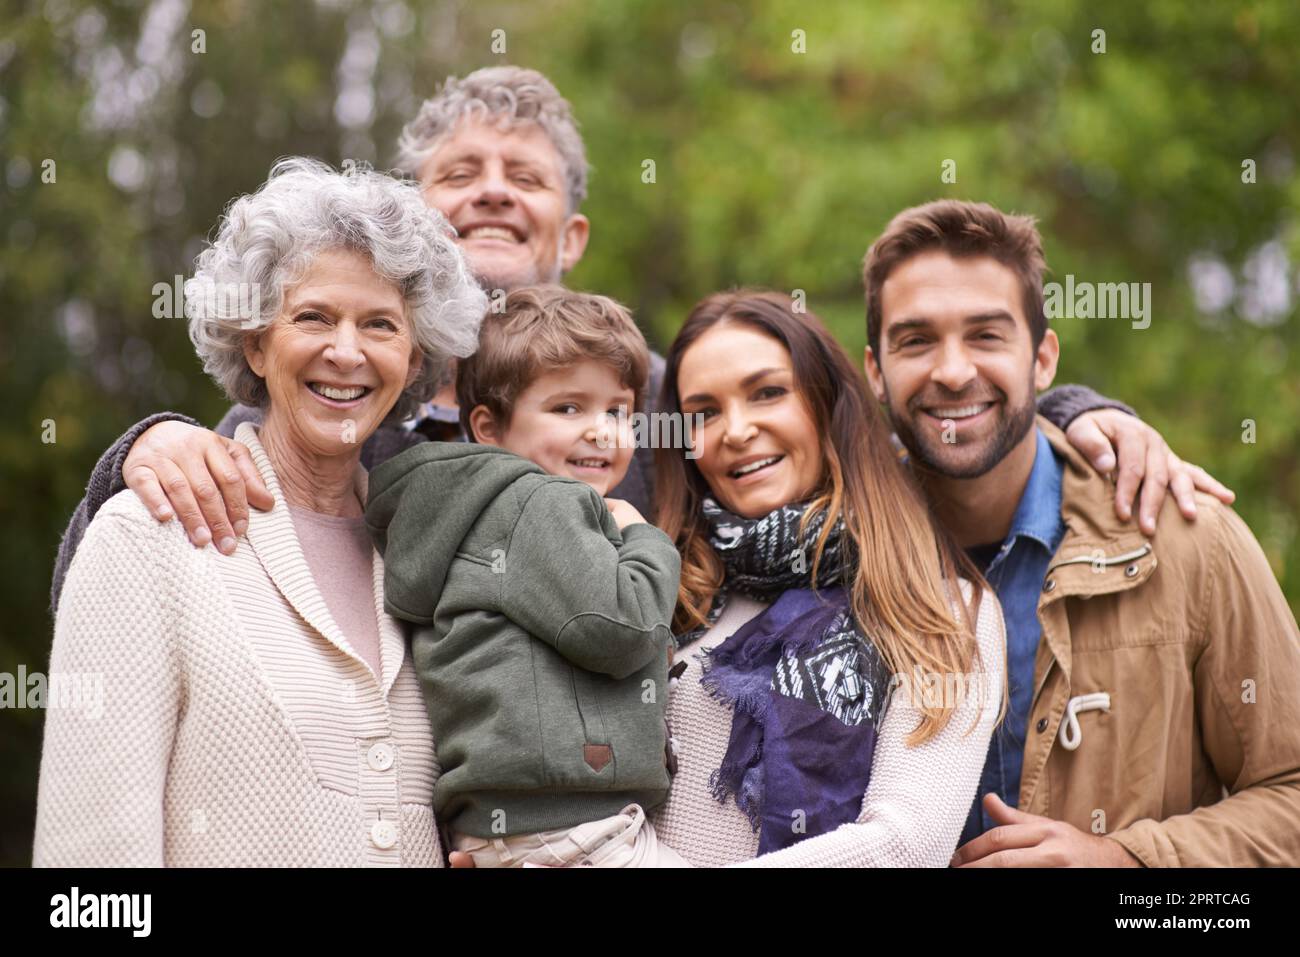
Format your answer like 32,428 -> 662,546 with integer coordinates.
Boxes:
1065,408 -> 1235,535
122,420 -> 274,553
951,793 -> 1141,868
604,497 -> 647,531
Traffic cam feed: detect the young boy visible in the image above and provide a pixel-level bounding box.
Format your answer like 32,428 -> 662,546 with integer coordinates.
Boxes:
365,285 -> 687,867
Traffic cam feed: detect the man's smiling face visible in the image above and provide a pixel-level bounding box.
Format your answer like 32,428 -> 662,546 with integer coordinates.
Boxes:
864,250 -> 1059,479
417,117 -> 590,292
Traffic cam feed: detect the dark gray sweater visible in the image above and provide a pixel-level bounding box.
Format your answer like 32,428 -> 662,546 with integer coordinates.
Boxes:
48,379 -> 1129,614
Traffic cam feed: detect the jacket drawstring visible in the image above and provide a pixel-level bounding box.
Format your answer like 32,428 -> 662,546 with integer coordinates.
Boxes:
1059,692 -> 1111,751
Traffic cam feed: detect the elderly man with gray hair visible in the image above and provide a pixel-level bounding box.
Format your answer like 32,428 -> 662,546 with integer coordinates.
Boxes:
52,66 -> 1174,618
395,65 -> 593,291
36,158 -> 486,865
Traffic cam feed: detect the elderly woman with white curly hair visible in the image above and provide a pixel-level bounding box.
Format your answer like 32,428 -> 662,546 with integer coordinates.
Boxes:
33,157 -> 486,867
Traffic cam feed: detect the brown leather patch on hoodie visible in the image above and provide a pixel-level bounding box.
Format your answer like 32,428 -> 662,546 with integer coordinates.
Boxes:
584,744 -> 613,772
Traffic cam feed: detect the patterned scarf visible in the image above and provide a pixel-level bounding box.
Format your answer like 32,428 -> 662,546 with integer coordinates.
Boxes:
677,495 -> 855,647
688,497 -> 892,855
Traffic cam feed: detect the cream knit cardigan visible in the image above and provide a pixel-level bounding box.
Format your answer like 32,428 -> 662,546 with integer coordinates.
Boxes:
652,583 -> 1006,867
34,423 -> 441,867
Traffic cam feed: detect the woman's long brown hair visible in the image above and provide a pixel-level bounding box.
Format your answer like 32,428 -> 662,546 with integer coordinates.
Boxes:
655,290 -> 995,745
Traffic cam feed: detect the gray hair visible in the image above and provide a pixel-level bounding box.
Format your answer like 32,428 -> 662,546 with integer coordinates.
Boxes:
185,157 -> 487,424
394,66 -> 589,213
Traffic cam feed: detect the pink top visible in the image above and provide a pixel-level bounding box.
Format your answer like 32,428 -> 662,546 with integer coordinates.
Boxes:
288,504 -> 383,680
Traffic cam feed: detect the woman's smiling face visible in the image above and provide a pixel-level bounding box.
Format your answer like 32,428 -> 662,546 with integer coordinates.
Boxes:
243,247 -> 420,457
677,321 -> 824,519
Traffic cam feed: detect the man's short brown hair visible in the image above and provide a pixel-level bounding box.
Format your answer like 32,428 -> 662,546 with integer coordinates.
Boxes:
863,199 -> 1048,356
456,284 -> 649,437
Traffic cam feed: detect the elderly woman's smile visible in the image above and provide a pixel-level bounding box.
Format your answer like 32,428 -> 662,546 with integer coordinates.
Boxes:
306,383 -> 371,404
244,248 -> 420,459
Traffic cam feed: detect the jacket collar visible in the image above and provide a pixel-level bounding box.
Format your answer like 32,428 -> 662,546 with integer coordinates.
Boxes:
234,421 -> 406,697
1037,416 -> 1158,601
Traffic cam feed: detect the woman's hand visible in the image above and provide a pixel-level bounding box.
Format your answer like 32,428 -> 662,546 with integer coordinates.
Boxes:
604,497 -> 647,530
1065,409 -> 1235,535
122,420 -> 274,553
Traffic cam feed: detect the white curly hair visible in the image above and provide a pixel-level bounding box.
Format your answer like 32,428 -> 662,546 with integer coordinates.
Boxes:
394,66 -> 589,213
185,156 -> 487,424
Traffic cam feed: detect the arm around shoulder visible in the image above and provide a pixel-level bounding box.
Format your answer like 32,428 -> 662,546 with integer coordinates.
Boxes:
1037,384 -> 1136,429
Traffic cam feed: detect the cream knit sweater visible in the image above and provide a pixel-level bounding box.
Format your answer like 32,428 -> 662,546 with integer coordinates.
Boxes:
34,423 -> 441,867
651,583 -> 1006,867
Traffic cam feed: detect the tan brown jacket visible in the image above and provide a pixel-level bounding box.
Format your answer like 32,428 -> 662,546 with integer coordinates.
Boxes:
1022,420 -> 1300,866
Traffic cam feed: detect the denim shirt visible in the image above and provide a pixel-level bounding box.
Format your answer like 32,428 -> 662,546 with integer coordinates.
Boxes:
958,428 -> 1066,845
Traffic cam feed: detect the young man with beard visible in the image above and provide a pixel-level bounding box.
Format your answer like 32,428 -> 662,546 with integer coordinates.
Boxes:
863,199 -> 1300,867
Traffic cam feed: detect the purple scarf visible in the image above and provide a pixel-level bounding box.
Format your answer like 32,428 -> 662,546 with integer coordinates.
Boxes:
692,498 -> 891,855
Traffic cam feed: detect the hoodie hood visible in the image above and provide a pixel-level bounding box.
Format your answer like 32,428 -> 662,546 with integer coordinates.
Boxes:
365,441 -> 543,623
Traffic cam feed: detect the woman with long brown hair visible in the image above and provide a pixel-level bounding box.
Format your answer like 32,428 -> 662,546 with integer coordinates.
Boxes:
649,289 -> 1006,866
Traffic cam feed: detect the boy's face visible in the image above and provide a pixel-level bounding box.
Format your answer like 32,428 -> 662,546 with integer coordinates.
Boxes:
470,359 -> 637,496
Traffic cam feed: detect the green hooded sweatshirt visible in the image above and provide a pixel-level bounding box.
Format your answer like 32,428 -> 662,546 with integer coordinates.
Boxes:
365,441 -> 681,838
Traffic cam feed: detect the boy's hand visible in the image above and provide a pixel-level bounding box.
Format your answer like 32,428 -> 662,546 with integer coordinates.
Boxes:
604,497 -> 646,530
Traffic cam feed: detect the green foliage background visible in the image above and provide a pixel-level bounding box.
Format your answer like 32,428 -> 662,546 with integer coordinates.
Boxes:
1,0 -> 1296,865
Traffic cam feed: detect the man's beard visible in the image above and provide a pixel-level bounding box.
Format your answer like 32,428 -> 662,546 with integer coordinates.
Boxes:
887,380 -> 1037,480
